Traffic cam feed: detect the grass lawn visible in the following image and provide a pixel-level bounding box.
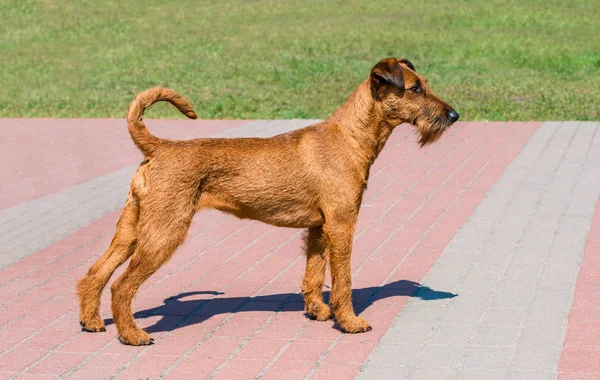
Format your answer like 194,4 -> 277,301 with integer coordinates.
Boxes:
1,0 -> 598,120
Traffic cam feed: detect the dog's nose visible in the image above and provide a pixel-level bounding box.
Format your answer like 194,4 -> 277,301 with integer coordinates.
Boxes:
447,110 -> 460,123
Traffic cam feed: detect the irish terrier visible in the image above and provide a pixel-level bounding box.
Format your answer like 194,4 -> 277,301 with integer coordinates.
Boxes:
77,58 -> 459,345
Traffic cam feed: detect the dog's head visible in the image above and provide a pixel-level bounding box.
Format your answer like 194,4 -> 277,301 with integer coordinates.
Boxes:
370,58 -> 459,146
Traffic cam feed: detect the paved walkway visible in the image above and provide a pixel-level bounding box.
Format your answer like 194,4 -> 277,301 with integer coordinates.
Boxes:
0,119 -> 598,379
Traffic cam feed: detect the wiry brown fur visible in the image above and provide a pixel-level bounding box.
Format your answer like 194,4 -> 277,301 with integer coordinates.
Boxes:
77,58 -> 458,345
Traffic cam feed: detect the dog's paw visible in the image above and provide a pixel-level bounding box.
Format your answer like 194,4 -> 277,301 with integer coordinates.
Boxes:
118,329 -> 154,346
80,316 -> 106,332
306,302 -> 333,321
339,316 -> 372,334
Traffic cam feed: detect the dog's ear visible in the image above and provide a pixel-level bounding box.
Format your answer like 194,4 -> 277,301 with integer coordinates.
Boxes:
398,58 -> 416,72
370,58 -> 405,92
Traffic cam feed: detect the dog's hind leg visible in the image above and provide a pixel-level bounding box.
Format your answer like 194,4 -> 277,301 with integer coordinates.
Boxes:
302,227 -> 333,321
110,195 -> 196,345
77,192 -> 140,332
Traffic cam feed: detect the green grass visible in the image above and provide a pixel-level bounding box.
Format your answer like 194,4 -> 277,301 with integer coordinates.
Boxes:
1,0 -> 598,120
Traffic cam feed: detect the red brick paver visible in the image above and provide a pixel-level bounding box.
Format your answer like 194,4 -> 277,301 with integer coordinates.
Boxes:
0,121 -> 542,379
558,195 -> 600,379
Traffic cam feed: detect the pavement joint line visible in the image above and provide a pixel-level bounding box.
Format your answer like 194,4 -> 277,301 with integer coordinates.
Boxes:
304,123 -> 513,378
205,301 -> 305,379
352,123 -> 504,278
140,220 -> 265,296
0,168 -> 131,230
451,122 -> 579,376
424,122 -> 567,378
6,216 -> 259,377
157,252 -> 307,379
506,123 -> 598,374
0,230 -> 111,291
1,287 -> 72,331
145,218 -> 252,281
362,124 -> 473,206
0,233 -> 110,309
367,130 -> 412,179
180,255 -> 306,380
179,250 -> 307,379
61,220 -> 270,379
364,121 -> 519,309
6,211 -> 240,307
0,168 -> 130,230
253,315 -> 314,379
354,122 -> 479,243
7,298 -> 91,380
111,229 -> 305,379
0,215 -> 231,313
0,171 -> 130,245
399,122 -> 568,378
359,124 -> 465,209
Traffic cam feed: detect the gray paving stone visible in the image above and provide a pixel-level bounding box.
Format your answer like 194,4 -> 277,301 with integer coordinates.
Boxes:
378,323 -> 435,346
448,288 -> 494,304
0,165 -> 136,268
490,290 -> 534,308
413,344 -> 467,368
517,326 -> 565,349
459,369 -> 509,380
473,325 -> 520,347
359,121 -> 600,379
457,265 -> 503,290
366,344 -> 421,367
529,291 -> 574,310
394,302 -> 448,325
510,346 -> 561,372
212,119 -> 320,138
407,367 -> 456,380
480,308 -> 526,327
355,365 -> 409,380
418,268 -> 465,290
521,307 -> 569,327
499,266 -> 540,291
507,371 -> 556,380
428,324 -> 475,346
462,346 -> 513,370
439,305 -> 486,325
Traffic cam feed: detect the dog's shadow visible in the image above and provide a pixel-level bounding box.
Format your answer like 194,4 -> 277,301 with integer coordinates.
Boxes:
103,280 -> 457,333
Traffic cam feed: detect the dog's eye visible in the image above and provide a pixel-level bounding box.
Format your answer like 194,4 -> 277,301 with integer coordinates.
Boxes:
409,86 -> 423,94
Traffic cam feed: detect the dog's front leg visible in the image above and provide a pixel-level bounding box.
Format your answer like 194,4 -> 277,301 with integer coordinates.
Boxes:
325,223 -> 372,333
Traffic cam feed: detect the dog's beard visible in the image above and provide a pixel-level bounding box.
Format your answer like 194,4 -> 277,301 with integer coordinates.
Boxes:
418,127 -> 444,147
416,115 -> 450,147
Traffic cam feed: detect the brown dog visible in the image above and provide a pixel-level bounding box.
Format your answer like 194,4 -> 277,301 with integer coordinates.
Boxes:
77,58 -> 459,345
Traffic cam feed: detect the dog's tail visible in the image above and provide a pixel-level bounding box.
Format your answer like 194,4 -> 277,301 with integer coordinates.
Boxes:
127,87 -> 197,156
